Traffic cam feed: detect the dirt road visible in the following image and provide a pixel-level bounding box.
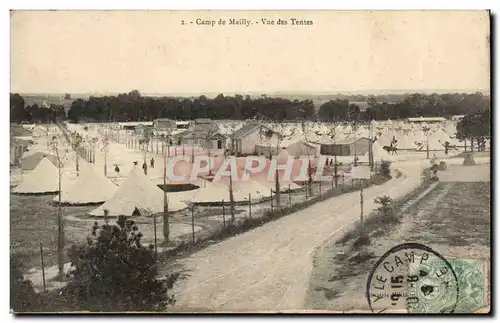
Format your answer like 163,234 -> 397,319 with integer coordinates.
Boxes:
170,160 -> 430,312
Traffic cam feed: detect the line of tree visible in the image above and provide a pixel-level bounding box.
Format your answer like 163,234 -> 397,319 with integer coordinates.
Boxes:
10,91 -> 490,124
318,92 -> 490,121
10,93 -> 66,124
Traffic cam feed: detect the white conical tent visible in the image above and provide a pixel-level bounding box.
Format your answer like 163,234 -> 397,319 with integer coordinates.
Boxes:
13,157 -> 62,194
53,164 -> 119,204
233,180 -> 272,202
89,168 -> 187,216
191,181 -> 231,204
394,133 -> 416,150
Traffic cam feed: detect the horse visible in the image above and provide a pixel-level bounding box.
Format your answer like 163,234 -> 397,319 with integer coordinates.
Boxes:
383,145 -> 398,155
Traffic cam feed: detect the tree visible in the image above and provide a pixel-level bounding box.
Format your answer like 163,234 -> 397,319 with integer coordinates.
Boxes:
456,110 -> 491,152
10,93 -> 27,123
65,216 -> 178,312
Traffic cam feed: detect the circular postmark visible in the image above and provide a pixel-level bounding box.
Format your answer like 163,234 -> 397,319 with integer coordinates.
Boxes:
366,243 -> 459,313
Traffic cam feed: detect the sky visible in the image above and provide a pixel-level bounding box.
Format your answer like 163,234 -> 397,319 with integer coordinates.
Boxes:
10,10 -> 490,95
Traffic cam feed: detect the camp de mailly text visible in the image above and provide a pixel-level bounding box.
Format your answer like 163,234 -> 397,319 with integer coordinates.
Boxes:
195,18 -> 314,27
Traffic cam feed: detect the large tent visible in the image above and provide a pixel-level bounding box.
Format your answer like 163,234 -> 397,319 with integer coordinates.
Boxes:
191,181 -> 233,205
13,157 -> 64,194
20,151 -> 61,171
191,178 -> 271,205
53,164 -> 119,204
89,168 -> 187,216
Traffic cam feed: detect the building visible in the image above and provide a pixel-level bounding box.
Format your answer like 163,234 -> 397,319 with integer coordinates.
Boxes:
118,121 -> 154,130
153,118 -> 176,130
175,121 -> 190,129
10,137 -> 32,165
406,117 -> 447,123
320,137 -> 373,156
230,121 -> 279,155
172,119 -> 227,149
255,139 -> 317,158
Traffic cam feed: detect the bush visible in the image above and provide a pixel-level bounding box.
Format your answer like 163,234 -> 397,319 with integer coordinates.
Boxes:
438,161 -> 447,171
65,216 -> 177,312
379,160 -> 392,178
10,256 -> 39,312
352,234 -> 371,250
374,195 -> 398,222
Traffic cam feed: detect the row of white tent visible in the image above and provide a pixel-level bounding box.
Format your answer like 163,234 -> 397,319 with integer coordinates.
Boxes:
11,156 -> 303,217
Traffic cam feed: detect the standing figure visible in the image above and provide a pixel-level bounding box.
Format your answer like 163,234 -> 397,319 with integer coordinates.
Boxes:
142,162 -> 148,175
114,164 -> 120,177
150,157 -> 155,168
444,141 -> 449,155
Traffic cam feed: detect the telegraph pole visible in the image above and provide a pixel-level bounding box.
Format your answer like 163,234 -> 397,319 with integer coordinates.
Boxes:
50,137 -> 64,278
163,129 -> 170,242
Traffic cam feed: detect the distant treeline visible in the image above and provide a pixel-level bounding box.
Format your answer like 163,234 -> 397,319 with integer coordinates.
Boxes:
10,91 -> 490,124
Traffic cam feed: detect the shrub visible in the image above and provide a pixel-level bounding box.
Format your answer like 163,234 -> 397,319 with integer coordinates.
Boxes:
65,216 -> 177,312
379,160 -> 392,178
10,256 -> 39,312
374,195 -> 398,222
438,161 -> 447,171
352,233 -> 371,250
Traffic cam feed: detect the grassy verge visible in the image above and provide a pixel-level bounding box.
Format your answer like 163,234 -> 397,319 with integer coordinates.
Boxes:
336,168 -> 434,247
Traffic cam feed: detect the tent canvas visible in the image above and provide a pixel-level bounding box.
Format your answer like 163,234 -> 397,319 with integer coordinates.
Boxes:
13,157 -> 63,194
89,168 -> 187,216
20,151 -> 61,171
53,164 -> 119,204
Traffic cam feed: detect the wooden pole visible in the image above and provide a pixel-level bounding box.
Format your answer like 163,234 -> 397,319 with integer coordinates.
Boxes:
56,148 -> 64,278
249,193 -> 252,218
319,180 -> 322,197
222,200 -> 226,228
288,184 -> 291,207
40,243 -> 46,291
153,214 -> 158,258
191,205 -> 195,243
360,178 -> 364,228
270,189 -> 274,211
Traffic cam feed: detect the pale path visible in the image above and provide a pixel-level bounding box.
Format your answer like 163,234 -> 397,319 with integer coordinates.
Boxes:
170,160 -> 430,312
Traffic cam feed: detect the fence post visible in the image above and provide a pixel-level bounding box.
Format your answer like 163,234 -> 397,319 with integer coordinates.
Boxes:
153,214 -> 158,258
191,205 -> 195,243
39,243 -> 46,291
305,184 -> 308,201
249,193 -> 252,218
319,180 -> 322,197
342,173 -> 345,191
288,184 -> 291,207
222,199 -> 226,228
270,189 -> 273,212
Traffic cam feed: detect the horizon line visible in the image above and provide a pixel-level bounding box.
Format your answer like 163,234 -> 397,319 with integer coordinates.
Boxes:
14,88 -> 490,97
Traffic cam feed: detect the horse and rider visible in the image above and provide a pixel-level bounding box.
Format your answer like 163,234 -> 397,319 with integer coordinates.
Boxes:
383,136 -> 399,155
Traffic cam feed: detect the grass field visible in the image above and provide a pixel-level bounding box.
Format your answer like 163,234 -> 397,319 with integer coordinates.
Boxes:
305,163 -> 491,311
10,180 -> 350,273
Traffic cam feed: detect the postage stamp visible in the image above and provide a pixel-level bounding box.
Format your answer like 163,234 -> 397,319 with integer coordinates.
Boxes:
366,243 -> 489,313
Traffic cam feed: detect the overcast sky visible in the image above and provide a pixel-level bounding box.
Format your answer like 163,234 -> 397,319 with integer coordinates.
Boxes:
10,10 -> 490,95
